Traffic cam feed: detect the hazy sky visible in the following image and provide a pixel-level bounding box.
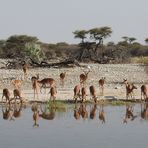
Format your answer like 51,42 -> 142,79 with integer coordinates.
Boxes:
0,0 -> 148,44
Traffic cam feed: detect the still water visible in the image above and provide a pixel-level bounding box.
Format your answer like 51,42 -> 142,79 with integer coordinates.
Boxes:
0,102 -> 148,148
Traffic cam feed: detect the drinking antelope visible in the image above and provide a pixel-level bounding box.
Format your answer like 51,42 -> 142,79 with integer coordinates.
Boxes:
49,86 -> 57,102
89,85 -> 97,103
2,88 -> 11,104
81,87 -> 87,102
73,84 -> 81,103
141,85 -> 148,101
13,89 -> 23,104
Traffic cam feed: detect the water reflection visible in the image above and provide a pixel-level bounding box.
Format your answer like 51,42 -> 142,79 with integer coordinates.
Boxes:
32,103 -> 39,127
2,102 -> 148,127
90,104 -> 97,119
98,105 -> 105,123
123,104 -> 137,123
2,103 -> 24,121
73,104 -> 81,120
141,103 -> 148,120
39,102 -> 56,120
31,102 -> 56,127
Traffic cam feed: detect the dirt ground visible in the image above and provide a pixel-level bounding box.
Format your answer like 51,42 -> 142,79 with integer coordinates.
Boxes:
0,61 -> 147,102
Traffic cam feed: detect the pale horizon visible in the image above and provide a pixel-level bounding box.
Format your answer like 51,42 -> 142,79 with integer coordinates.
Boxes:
0,0 -> 148,44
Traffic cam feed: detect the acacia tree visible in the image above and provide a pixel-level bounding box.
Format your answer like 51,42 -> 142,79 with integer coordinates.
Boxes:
73,26 -> 112,61
145,38 -> 148,44
73,30 -> 88,43
122,36 -> 136,44
89,26 -> 112,52
128,37 -> 136,44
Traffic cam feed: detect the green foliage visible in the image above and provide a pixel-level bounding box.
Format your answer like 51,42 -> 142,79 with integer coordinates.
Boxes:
145,38 -> 148,44
89,26 -> 112,41
25,42 -> 45,62
73,30 -> 88,43
47,100 -> 66,112
2,35 -> 39,58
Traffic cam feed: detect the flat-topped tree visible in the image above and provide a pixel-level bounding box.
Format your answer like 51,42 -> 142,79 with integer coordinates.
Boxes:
73,30 -> 88,43
145,38 -> 148,44
129,37 -> 136,44
89,26 -> 112,52
122,36 -> 136,44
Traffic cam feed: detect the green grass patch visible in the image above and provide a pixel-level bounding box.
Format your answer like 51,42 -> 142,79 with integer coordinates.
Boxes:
47,100 -> 66,112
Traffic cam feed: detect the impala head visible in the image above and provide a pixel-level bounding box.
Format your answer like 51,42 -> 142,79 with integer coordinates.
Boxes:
123,79 -> 128,84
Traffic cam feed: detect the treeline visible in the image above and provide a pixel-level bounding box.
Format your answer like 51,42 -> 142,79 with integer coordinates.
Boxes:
0,26 -> 148,64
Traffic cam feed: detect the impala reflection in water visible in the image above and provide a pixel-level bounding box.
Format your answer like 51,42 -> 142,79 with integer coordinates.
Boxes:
1,102 -> 148,148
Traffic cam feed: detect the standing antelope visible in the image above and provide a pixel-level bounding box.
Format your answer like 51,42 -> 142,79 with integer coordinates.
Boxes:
22,62 -> 29,79
38,77 -> 55,93
11,79 -> 22,89
141,85 -> 148,101
89,85 -> 97,103
49,86 -> 57,102
32,79 -> 39,100
73,84 -> 81,103
2,88 -> 11,104
13,89 -> 23,104
99,77 -> 106,96
80,69 -> 90,86
60,72 -> 66,87
123,79 -> 137,100
31,74 -> 39,81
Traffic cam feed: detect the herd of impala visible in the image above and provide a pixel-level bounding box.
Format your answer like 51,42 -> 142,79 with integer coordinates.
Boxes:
1,63 -> 148,105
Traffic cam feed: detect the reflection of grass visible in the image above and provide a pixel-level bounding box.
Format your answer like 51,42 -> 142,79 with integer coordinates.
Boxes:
47,100 -> 66,112
109,100 -> 127,106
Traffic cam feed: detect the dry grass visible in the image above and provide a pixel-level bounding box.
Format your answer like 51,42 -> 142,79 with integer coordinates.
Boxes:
131,56 -> 148,64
